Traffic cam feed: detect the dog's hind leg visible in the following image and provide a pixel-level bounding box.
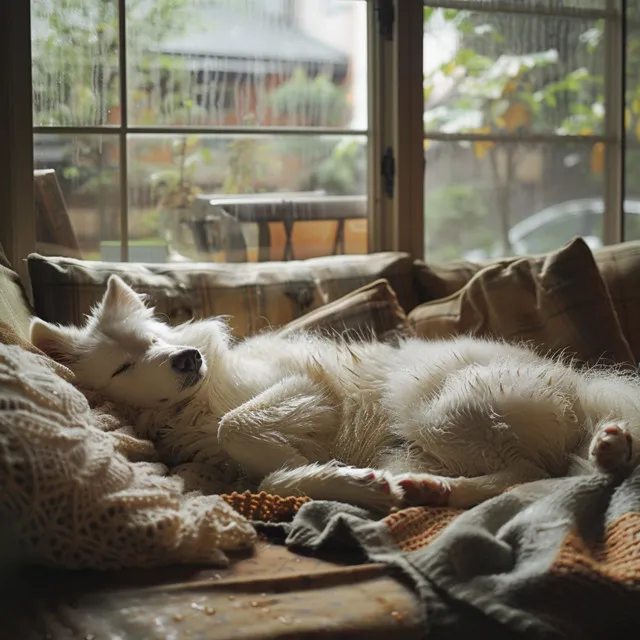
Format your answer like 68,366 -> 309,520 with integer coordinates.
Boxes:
262,460 -> 550,512
260,462 -> 401,513
217,375 -> 338,481
394,459 -> 550,509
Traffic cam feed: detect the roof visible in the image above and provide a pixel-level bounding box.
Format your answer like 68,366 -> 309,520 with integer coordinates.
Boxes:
32,0 -> 349,77
151,4 -> 349,75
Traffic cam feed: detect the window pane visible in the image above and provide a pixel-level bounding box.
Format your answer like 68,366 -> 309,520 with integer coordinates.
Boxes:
34,134 -> 121,259
31,0 -> 120,126
126,0 -> 368,129
423,140 -> 604,262
423,10 -> 605,137
127,133 -> 367,262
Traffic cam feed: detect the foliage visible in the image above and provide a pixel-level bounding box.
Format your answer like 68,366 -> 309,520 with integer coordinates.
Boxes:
32,0 -> 198,126
155,134 -> 207,209
270,67 -> 349,128
424,182 -> 493,261
309,139 -> 366,195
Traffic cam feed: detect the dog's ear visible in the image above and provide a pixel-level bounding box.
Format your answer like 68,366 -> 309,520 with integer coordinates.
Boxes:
30,318 -> 79,365
100,275 -> 147,316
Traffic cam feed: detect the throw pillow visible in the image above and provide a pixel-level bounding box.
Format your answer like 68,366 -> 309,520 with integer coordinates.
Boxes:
408,237 -> 634,367
278,278 -> 413,342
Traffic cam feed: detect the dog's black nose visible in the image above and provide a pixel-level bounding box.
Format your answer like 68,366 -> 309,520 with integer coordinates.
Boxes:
171,348 -> 202,374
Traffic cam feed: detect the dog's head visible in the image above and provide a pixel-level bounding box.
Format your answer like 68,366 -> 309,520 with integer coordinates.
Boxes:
30,275 -> 219,410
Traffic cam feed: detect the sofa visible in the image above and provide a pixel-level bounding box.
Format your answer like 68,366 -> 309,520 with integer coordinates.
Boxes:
1,237 -> 639,639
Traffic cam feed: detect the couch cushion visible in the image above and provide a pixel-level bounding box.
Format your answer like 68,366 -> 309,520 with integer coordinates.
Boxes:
408,238 -> 634,367
0,242 -> 33,340
278,278 -> 413,342
303,252 -> 417,312
593,241 -> 640,362
27,252 -> 414,338
412,258 -> 484,302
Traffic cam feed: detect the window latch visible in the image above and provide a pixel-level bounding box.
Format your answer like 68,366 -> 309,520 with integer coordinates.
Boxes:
381,146 -> 395,199
375,0 -> 394,41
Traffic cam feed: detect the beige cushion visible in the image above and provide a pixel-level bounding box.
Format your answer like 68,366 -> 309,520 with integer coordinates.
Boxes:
27,252 -> 414,338
0,242 -> 33,340
412,258 -> 484,302
302,252 -> 417,312
408,238 -> 634,367
278,278 -> 412,342
593,241 -> 640,362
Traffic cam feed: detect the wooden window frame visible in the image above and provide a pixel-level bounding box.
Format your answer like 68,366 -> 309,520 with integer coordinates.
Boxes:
0,0 -> 627,272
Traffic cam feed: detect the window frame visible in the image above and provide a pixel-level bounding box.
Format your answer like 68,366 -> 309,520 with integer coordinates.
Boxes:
0,0 -> 630,275
420,0 -> 626,256
32,0 -> 377,264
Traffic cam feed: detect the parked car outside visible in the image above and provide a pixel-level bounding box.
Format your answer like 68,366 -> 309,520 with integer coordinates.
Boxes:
463,198 -> 640,261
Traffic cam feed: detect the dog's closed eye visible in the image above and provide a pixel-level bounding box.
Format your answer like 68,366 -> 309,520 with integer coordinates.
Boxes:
112,362 -> 134,377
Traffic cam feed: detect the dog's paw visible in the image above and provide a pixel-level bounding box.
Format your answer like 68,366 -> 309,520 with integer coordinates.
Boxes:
589,422 -> 633,473
394,474 -> 451,507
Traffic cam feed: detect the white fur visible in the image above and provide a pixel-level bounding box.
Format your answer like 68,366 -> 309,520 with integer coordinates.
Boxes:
30,275 -> 640,512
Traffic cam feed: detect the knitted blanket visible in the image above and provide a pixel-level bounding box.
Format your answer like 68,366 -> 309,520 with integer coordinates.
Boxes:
0,343 -> 256,570
260,472 -> 640,639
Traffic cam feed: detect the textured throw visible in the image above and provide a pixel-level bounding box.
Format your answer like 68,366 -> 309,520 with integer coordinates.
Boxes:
261,471 -> 640,639
0,344 -> 256,570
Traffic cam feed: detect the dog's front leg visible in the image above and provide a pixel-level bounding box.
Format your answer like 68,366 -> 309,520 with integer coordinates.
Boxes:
217,375 -> 337,481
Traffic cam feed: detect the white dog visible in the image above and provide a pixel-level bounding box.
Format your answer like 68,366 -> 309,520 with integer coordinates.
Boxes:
30,275 -> 639,512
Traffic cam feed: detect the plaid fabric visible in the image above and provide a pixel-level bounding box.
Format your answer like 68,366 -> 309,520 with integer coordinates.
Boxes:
412,258 -> 484,302
0,243 -> 33,341
306,252 -> 417,312
27,251 -> 414,338
593,241 -> 640,362
278,278 -> 413,342
408,238 -> 635,367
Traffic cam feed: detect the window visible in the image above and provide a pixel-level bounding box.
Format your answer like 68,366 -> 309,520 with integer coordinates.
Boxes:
30,0 -> 370,263
422,0 -> 628,262
1,0 -> 635,270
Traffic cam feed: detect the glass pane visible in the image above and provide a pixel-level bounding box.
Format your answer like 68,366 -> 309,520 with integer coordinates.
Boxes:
34,134 -> 121,259
423,10 -> 605,136
31,0 -> 120,126
127,133 -> 367,263
423,140 -> 604,262
126,0 -> 368,129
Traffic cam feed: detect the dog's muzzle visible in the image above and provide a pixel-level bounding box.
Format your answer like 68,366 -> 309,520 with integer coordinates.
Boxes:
171,348 -> 204,389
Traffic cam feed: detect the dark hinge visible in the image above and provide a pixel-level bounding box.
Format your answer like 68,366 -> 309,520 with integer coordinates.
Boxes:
381,146 -> 395,199
375,0 -> 394,41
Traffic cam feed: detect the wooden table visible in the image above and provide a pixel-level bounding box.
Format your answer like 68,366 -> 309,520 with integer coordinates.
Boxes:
187,192 -> 367,262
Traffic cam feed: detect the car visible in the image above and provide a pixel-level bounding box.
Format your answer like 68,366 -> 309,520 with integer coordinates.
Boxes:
463,198 -> 640,261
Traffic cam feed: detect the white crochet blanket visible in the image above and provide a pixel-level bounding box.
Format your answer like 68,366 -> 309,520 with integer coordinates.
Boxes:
0,344 -> 256,569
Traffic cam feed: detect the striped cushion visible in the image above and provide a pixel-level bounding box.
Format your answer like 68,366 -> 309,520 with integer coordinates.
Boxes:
593,241 -> 640,362
278,278 -> 412,342
412,258 -> 484,302
0,243 -> 33,340
27,252 -> 414,338
408,238 -> 634,367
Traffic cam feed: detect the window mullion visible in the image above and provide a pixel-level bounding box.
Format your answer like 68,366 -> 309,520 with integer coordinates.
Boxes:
0,0 -> 35,290
117,0 -> 129,262
391,0 -> 424,257
603,3 -> 624,246
367,0 -> 390,253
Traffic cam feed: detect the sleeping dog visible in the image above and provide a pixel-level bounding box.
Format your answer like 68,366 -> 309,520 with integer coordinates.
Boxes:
30,275 -> 639,512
